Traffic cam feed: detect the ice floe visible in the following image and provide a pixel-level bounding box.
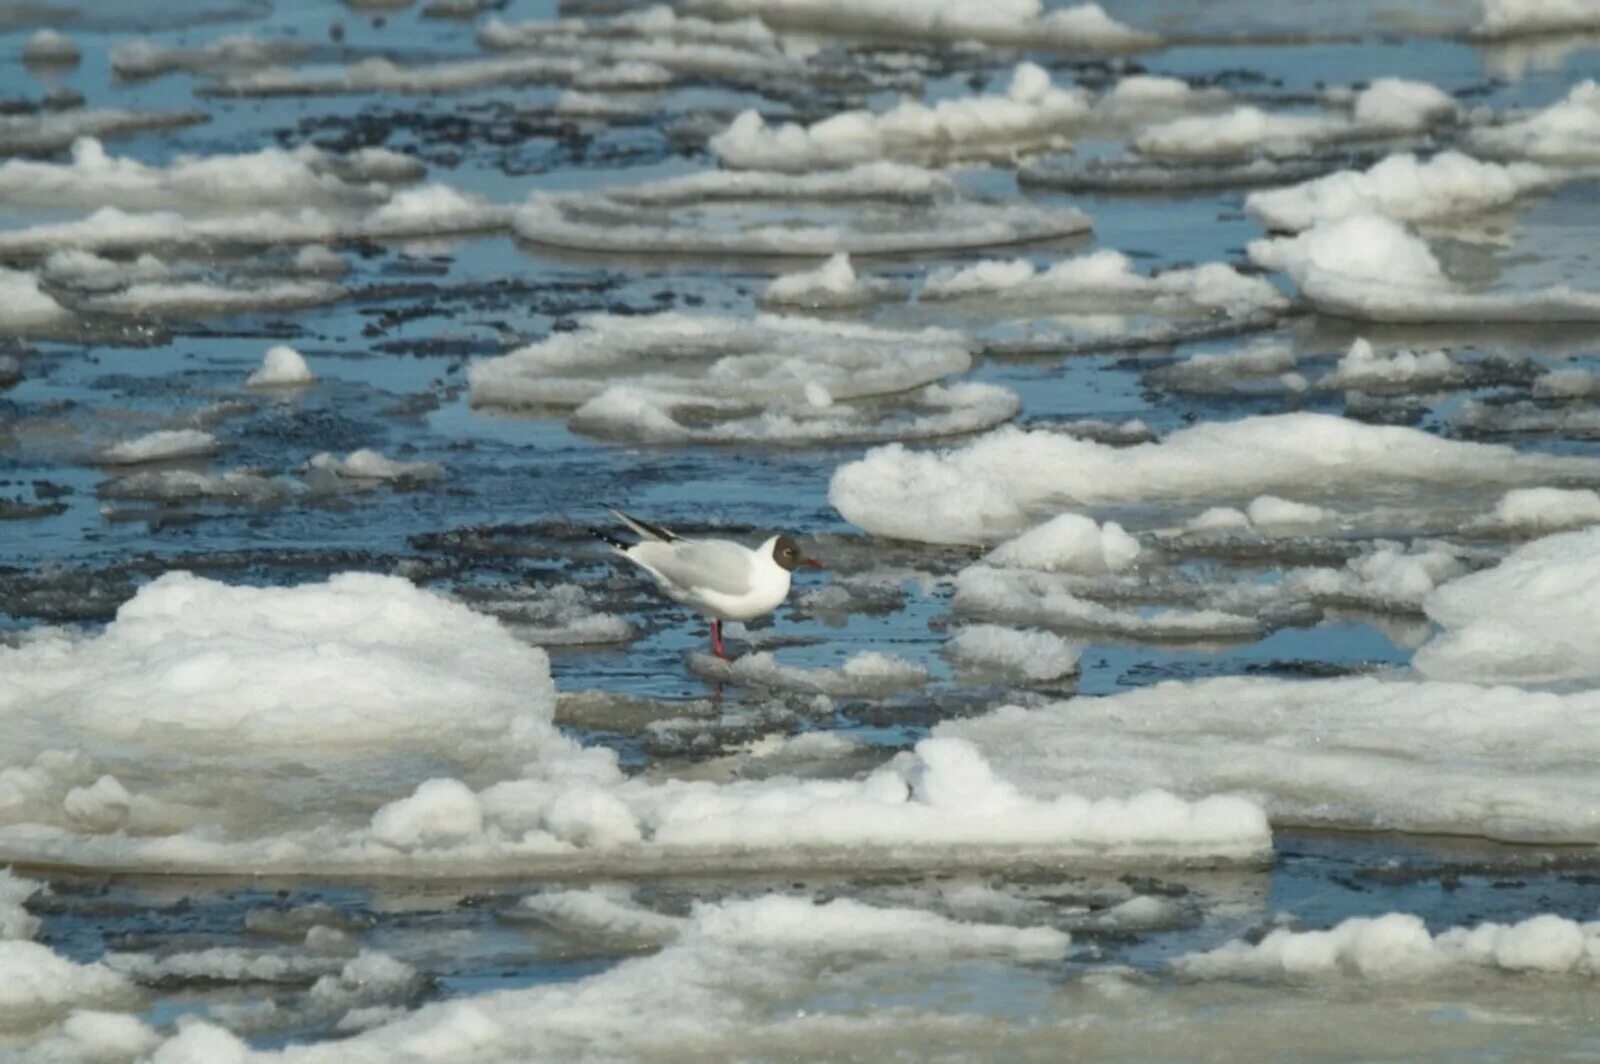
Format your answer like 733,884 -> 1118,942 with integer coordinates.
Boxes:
941,671 -> 1600,841
97,469 -> 296,504
982,513 -> 1141,574
691,649 -> 928,696
761,253 -> 907,310
0,573 -> 1269,875
1135,80 -> 1455,160
1245,151 -> 1560,232
683,0 -> 1157,50
1472,0 -> 1600,38
1413,525 -> 1600,683
1250,213 -> 1600,322
111,34 -> 306,78
920,248 -> 1286,319
943,624 -> 1082,682
1319,337 -> 1467,390
0,108 -> 206,157
0,138 -> 400,210
1487,486 -> 1600,531
0,185 -> 506,254
830,412 -> 1595,543
209,54 -> 582,97
305,449 -> 445,486
1178,912 -> 1600,979
953,567 -> 1261,641
712,63 -> 1088,170
0,268 -> 71,334
470,312 -> 1010,444
22,29 -> 79,65
1472,80 -> 1600,161
98,430 -> 220,466
514,185 -> 1090,258
246,345 -> 316,388
82,279 -> 349,317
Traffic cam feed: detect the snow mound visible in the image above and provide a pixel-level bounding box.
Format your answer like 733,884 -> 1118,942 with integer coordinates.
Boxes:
0,268 -> 71,334
762,253 -> 907,310
830,412 -> 1595,544
1320,337 -> 1465,390
23,29 -> 79,64
1490,486 -> 1600,531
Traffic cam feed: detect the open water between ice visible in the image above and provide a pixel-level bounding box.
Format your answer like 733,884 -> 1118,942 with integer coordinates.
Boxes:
5,0 -> 1600,1059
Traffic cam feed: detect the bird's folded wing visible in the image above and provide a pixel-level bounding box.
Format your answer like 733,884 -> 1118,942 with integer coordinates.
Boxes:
629,539 -> 753,596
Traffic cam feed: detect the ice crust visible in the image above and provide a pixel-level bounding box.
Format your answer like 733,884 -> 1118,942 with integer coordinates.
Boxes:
830,412 -> 1595,543
0,109 -> 205,156
0,573 -> 1268,874
99,430 -> 220,466
944,625 -> 1082,681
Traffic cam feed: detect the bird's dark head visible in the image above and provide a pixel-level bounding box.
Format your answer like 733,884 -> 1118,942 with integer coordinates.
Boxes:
771,534 -> 822,572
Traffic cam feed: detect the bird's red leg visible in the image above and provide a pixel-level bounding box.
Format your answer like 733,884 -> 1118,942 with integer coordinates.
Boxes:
711,619 -> 727,659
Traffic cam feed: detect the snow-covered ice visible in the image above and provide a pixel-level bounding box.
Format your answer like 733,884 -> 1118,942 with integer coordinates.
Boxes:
22,29 -> 79,65
99,430 -> 220,466
944,625 -> 1082,682
1245,151 -> 1559,232
830,412 -> 1596,543
683,0 -> 1156,49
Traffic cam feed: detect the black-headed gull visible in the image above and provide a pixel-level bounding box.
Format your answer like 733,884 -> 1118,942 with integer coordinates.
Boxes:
596,507 -> 819,659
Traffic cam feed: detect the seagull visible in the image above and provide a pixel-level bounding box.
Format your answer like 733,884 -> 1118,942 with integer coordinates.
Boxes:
595,506 -> 819,659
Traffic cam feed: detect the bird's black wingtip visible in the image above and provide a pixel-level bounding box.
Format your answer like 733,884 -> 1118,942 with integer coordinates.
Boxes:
590,525 -> 628,550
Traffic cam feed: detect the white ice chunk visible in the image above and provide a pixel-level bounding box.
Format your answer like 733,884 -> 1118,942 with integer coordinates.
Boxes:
84,280 -> 347,317
830,412 -> 1594,544
762,253 -> 905,309
306,449 -> 445,483
0,941 -> 133,1017
941,673 -> 1600,842
0,109 -> 204,157
211,54 -> 582,96
683,0 -> 1156,49
23,29 -> 79,64
99,430 -> 219,466
111,34 -> 305,78
1320,337 -> 1464,390
711,62 -> 1089,170
1473,80 -> 1600,161
0,268 -> 71,333
371,779 -> 485,849
920,248 -> 1286,319
1414,525 -> 1600,682
984,513 -> 1141,573
1250,213 -> 1600,322
944,625 -> 1082,681
1245,496 -> 1333,528
953,567 -> 1259,641
246,345 -> 315,387
0,868 -> 40,941
1246,151 -> 1558,232
1474,0 -> 1600,37
0,138 -> 391,211
694,650 -> 929,696
1490,486 -> 1600,531
1178,911 -> 1600,980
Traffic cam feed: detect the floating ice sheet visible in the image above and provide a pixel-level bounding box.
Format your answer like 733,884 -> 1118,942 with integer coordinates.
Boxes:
0,138 -> 404,210
1250,213 -> 1600,322
208,54 -> 583,96
99,429 -> 220,466
1245,151 -> 1560,233
0,108 -> 206,156
111,33 -> 307,78
0,573 -> 1268,875
1414,525 -> 1600,683
830,412 -> 1597,543
941,672 -> 1600,842
514,187 -> 1091,258
683,0 -> 1158,49
0,185 -> 506,254
1179,912 -> 1600,979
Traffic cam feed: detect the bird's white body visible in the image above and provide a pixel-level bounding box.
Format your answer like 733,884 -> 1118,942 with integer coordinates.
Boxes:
622,534 -> 793,622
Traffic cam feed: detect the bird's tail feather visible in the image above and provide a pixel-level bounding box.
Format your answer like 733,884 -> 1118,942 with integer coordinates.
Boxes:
606,505 -> 678,543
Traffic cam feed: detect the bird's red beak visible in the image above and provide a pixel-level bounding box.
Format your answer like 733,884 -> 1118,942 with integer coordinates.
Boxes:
803,556 -> 824,570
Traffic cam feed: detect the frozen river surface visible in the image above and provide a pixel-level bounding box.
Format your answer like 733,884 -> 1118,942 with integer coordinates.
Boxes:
5,0 -> 1600,1059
